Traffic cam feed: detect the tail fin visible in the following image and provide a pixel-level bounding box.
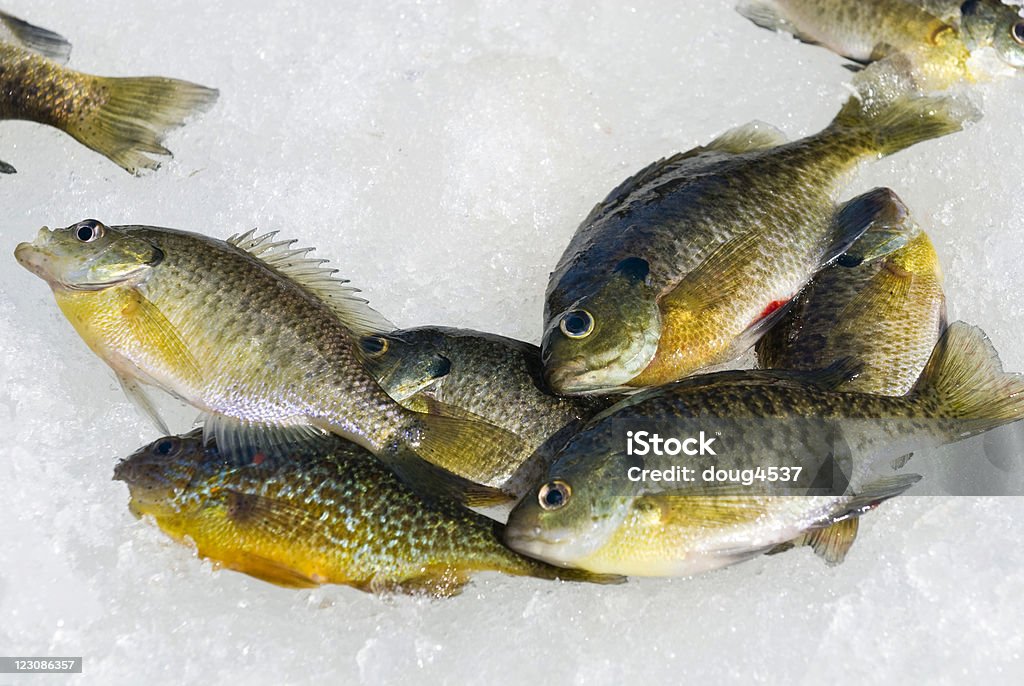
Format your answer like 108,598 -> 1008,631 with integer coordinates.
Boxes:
65,76 -> 218,174
828,91 -> 978,158
911,322 -> 1024,430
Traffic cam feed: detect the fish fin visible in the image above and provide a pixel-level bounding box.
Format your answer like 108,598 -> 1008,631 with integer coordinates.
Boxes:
521,562 -> 627,586
834,261 -> 915,336
202,414 -> 330,463
116,373 -> 170,434
0,159 -> 16,174
791,518 -> 860,565
829,91 -> 978,157
407,394 -> 490,423
122,290 -> 202,384
910,322 -> 1024,428
841,474 -> 923,515
61,76 -> 218,174
0,10 -> 72,63
227,229 -> 394,336
389,413 -> 527,506
703,120 -> 788,154
385,444 -> 516,508
581,122 -> 784,227
736,0 -> 821,46
219,552 -> 322,589
828,187 -> 913,267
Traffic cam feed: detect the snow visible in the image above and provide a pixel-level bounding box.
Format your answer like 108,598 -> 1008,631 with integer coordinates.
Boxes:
1,0 -> 1022,683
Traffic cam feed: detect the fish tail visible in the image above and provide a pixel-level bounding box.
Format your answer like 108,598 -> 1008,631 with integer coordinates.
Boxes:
828,91 -> 978,157
911,322 -> 1024,430
63,75 -> 218,174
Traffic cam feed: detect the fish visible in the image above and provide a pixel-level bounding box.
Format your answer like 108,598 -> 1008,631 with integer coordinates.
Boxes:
356,326 -> 613,497
756,192 -> 947,396
541,88 -> 974,394
0,9 -> 218,174
736,0 -> 1024,90
14,221 -> 528,505
506,322 -> 1024,576
114,432 -> 622,596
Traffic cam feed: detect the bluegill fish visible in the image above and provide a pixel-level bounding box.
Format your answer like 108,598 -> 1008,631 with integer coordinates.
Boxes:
0,10 -> 217,174
357,326 -> 612,496
757,193 -> 947,396
542,90 -> 974,394
507,323 -> 1024,576
737,0 -> 1024,90
15,221 -> 527,505
114,432 -> 621,596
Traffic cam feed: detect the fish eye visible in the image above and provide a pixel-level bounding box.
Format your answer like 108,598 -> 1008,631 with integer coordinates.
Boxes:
74,219 -> 104,243
359,335 -> 389,358
538,480 -> 571,511
1012,21 -> 1024,46
153,438 -> 179,457
559,310 -> 594,339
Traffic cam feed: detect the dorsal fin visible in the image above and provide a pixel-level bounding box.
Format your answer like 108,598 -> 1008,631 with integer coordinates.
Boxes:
703,120 -> 788,154
227,229 -> 394,336
582,121 -> 786,227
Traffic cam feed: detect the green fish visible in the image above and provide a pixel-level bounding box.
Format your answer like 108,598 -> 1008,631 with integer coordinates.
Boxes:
737,0 -> 1024,90
14,221 -> 526,505
0,10 -> 217,174
541,90 -> 974,395
757,192 -> 947,396
507,323 -> 1024,576
114,432 -> 622,596
356,326 -> 612,496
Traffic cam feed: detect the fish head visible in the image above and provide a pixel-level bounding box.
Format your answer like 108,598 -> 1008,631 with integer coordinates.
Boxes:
14,219 -> 163,291
542,257 -> 661,394
113,432 -> 209,518
961,0 -> 1024,68
504,432 -> 640,568
356,329 -> 451,401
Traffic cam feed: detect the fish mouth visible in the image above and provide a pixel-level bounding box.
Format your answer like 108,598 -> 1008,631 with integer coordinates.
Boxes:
544,329 -> 660,395
504,522 -> 581,567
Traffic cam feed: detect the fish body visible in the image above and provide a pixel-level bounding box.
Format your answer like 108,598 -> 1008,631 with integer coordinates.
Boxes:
757,202 -> 947,396
542,91 -> 973,394
507,323 -> 1024,575
0,10 -> 217,174
114,433 -> 620,596
15,221 -> 525,504
358,326 -> 612,495
737,0 -> 1024,89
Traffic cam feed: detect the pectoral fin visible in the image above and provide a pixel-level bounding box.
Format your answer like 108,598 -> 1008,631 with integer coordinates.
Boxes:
791,518 -> 860,565
122,290 -> 202,384
0,160 -> 16,174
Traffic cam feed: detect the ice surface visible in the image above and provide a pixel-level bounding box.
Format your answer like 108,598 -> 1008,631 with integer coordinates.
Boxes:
1,0 -> 1023,683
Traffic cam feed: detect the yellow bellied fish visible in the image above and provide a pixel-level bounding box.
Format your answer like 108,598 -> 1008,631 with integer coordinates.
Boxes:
0,9 -> 217,174
115,432 -> 621,596
15,221 -> 527,505
508,323 -> 1024,576
542,90 -> 974,394
757,191 -> 947,396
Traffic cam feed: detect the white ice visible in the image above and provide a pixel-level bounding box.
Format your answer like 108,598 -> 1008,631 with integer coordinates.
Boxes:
1,0 -> 1023,683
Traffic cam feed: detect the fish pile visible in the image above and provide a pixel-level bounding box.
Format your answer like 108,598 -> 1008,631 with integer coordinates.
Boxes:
10,1 -> 1024,596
